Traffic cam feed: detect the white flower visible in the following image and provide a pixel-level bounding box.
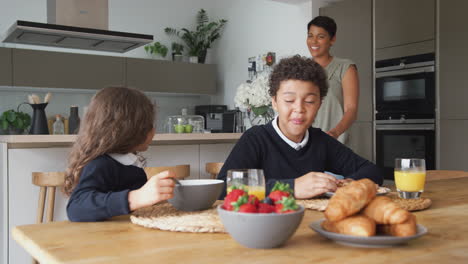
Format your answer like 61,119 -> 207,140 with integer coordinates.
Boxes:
234,73 -> 271,110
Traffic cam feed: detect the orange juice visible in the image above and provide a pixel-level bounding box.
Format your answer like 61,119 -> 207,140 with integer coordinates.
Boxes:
394,171 -> 426,192
248,186 -> 266,200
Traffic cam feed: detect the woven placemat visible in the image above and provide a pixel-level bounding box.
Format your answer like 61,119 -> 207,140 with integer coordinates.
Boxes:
130,201 -> 225,233
387,192 -> 432,211
296,199 -> 329,211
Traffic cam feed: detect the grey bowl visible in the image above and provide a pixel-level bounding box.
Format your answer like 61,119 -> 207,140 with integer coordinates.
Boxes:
217,205 -> 305,249
168,179 -> 224,211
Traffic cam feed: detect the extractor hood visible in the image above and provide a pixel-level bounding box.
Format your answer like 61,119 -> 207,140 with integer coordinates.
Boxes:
3,20 -> 153,53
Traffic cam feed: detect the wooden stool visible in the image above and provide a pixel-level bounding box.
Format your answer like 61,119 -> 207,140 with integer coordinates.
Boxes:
426,170 -> 468,181
144,165 -> 190,180
206,162 -> 224,179
32,171 -> 66,264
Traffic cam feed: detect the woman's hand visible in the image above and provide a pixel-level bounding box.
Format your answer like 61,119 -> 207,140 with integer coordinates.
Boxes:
326,130 -> 340,139
128,170 -> 176,211
294,172 -> 338,199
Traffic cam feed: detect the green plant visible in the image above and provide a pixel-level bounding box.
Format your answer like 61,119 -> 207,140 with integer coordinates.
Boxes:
171,42 -> 184,55
144,41 -> 168,57
0,109 -> 31,133
165,9 -> 227,62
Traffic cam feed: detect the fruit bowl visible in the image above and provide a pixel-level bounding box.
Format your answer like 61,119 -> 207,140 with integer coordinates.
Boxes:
168,179 -> 224,211
217,205 -> 304,248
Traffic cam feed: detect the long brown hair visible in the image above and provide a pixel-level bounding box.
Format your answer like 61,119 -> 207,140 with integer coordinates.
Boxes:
63,87 -> 155,196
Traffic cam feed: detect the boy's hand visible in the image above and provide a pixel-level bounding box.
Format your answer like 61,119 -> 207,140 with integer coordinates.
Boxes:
294,172 -> 338,199
128,170 -> 176,211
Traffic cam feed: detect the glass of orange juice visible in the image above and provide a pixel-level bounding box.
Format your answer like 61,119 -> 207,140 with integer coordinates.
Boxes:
226,169 -> 265,200
394,158 -> 426,199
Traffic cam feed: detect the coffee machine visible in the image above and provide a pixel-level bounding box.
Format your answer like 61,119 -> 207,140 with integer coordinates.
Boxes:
195,105 -> 227,133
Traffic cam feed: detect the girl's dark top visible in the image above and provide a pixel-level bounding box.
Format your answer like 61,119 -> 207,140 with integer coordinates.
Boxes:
67,154 -> 147,222
217,122 -> 383,198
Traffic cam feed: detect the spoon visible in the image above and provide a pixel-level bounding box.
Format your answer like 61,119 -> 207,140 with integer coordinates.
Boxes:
170,177 -> 182,186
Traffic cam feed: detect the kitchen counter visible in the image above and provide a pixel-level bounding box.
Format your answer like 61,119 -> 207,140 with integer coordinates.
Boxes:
0,133 -> 242,148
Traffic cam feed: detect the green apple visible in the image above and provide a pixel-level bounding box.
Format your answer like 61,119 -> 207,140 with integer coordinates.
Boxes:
174,124 -> 185,133
184,124 -> 193,133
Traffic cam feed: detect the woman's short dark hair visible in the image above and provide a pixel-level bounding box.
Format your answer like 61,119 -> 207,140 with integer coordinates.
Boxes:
269,55 -> 328,99
307,16 -> 337,38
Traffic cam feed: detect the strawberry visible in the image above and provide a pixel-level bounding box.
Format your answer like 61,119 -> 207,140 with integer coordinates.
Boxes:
248,195 -> 260,207
275,196 -> 299,214
238,203 -> 258,213
268,182 -> 293,202
258,203 -> 275,213
223,189 -> 246,211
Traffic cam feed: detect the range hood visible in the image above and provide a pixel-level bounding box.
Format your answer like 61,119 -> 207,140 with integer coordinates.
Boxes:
3,20 -> 153,53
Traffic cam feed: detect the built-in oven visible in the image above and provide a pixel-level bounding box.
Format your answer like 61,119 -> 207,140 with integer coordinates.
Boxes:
375,121 -> 435,180
375,53 -> 435,121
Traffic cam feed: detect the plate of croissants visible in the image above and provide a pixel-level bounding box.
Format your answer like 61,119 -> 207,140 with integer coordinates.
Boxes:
310,178 -> 427,247
324,179 -> 391,198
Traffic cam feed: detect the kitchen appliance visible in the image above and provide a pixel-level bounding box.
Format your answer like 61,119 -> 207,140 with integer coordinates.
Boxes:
2,0 -> 152,53
375,123 -> 435,180
195,105 -> 227,133
222,109 -> 245,133
375,53 -> 435,121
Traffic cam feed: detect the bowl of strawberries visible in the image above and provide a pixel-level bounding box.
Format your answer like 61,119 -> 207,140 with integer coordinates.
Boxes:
217,182 -> 304,249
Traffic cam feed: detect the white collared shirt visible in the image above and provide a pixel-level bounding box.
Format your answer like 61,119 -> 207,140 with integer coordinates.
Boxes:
272,116 -> 309,151
108,153 -> 146,168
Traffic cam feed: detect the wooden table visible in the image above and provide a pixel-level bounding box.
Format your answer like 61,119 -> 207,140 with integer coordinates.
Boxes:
12,178 -> 468,264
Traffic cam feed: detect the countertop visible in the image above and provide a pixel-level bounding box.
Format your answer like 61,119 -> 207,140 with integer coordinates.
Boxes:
12,177 -> 468,264
0,133 -> 242,148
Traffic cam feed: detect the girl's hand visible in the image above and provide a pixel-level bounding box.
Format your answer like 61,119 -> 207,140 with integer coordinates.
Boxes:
128,170 -> 176,211
294,172 -> 338,199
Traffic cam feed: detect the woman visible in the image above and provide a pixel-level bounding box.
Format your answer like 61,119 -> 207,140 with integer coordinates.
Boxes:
217,56 -> 382,199
307,16 -> 359,144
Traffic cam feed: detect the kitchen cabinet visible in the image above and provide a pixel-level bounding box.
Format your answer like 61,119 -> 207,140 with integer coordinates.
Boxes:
0,48 -> 12,86
347,122 -> 373,162
375,0 -> 435,60
126,58 -> 216,94
439,120 -> 468,171
439,0 -> 468,119
12,49 -> 125,89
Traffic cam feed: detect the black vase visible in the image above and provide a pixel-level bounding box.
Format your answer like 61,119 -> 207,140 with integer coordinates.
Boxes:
29,103 -> 49,135
198,50 -> 207,64
69,106 -> 80,134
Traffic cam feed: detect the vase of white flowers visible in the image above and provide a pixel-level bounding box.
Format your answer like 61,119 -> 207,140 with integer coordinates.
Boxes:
234,73 -> 274,127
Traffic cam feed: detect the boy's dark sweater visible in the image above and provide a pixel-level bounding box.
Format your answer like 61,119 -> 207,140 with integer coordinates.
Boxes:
217,123 -> 383,198
67,154 -> 147,222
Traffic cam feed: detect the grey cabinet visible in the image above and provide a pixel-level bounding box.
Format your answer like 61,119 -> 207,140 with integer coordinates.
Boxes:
375,0 -> 435,50
126,58 -> 216,94
12,49 -> 125,89
320,0 -> 372,122
0,48 -> 12,86
439,120 -> 468,171
439,0 -> 468,119
347,121 -> 373,162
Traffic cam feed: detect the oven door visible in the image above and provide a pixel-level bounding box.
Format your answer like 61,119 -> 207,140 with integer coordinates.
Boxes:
376,123 -> 435,180
376,66 -> 435,120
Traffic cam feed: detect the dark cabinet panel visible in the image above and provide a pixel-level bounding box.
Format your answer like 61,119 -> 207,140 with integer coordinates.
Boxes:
13,49 -> 125,89
320,0 -> 372,122
126,58 -> 216,94
0,48 -> 12,86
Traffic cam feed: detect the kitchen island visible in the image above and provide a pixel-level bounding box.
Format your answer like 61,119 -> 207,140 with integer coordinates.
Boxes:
0,133 -> 240,264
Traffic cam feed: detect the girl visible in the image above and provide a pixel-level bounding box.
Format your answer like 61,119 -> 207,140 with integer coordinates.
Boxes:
218,56 -> 382,199
63,86 -> 175,222
307,16 -> 359,144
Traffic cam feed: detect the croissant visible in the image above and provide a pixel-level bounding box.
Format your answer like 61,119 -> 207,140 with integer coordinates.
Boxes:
322,215 -> 376,237
324,178 -> 377,221
363,196 -> 411,224
377,213 -> 417,237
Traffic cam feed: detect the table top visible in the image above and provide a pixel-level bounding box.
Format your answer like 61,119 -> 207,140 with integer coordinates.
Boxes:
12,177 -> 468,264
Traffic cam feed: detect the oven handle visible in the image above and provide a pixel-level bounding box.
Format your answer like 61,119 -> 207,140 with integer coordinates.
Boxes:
376,65 -> 434,78
375,124 -> 435,130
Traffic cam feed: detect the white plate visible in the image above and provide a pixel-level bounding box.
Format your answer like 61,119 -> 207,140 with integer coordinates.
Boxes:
324,187 -> 391,198
309,219 -> 427,248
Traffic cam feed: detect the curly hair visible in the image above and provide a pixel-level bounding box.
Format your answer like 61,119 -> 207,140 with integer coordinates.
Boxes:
63,86 -> 155,196
307,16 -> 337,38
269,55 -> 328,99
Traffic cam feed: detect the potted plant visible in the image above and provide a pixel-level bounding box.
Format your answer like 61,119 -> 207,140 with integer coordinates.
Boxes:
0,109 -> 31,135
144,41 -> 169,59
171,42 -> 184,62
165,9 -> 227,63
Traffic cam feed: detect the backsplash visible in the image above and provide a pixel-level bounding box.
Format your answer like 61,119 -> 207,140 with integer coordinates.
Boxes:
0,86 -> 210,133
